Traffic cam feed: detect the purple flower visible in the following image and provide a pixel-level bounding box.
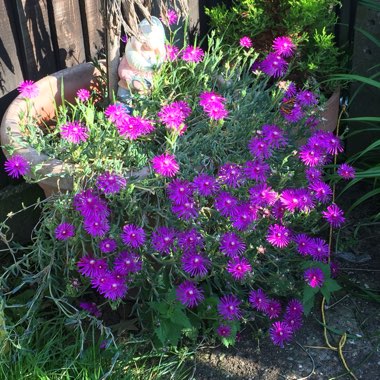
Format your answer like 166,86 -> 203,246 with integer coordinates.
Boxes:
240,36 -> 252,48
193,173 -> 220,196
76,88 -> 90,102
181,46 -> 204,63
158,101 -> 191,132
167,179 -> 194,204
304,267 -> 325,288
114,250 -> 142,275
285,299 -> 304,317
249,289 -> 269,312
262,124 -> 287,148
121,224 -> 146,248
265,299 -> 282,319
217,325 -> 231,337
176,281 -> 204,308
152,153 -> 179,177
218,295 -> 242,320
214,192 -> 238,217
218,163 -> 245,188
284,313 -> 303,332
55,222 -> 75,240
305,168 -> 323,182
249,184 -> 278,206
281,102 -> 303,123
226,257 -> 252,280
151,226 -> 177,254
96,171 -> 126,194
83,217 -> 110,237
220,232 -> 246,257
17,80 -> 39,98
60,121 -> 89,144
199,91 -> 228,120
99,238 -> 117,253
270,321 -> 293,347
322,204 -> 345,228
308,181 -> 332,203
116,115 -> 155,140
309,238 -> 329,262
248,137 -> 272,159
181,251 -> 210,277
337,163 -> 355,180
325,135 -> 344,155
283,81 -> 297,97
266,224 -> 291,248
105,103 -> 128,123
244,160 -> 269,182
77,256 -> 108,278
280,189 -> 302,213
261,53 -> 288,77
272,36 -> 295,57
98,273 -> 128,300
178,229 -> 204,252
79,301 -> 102,318
296,90 -> 318,107
166,44 -> 180,61
4,155 -> 30,178
293,234 -> 313,256
172,199 -> 198,220
230,203 -> 257,231
166,8 -> 178,25
73,189 -> 109,220
299,145 -> 325,167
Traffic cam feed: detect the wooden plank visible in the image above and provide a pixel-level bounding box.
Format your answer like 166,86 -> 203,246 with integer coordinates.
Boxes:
50,0 -> 86,68
80,0 -> 104,61
14,0 -> 57,80
0,0 -> 25,97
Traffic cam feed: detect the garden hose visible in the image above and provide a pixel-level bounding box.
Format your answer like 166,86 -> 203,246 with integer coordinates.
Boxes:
321,104 -> 358,380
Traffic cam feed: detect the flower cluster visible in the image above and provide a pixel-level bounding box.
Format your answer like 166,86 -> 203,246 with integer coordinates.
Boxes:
158,100 -> 191,133
199,91 -> 228,120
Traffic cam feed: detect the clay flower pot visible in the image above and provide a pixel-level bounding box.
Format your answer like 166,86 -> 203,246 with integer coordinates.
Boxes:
0,62 -> 149,197
319,88 -> 340,132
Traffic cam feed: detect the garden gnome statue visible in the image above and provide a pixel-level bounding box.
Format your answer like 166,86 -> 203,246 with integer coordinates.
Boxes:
117,16 -> 166,106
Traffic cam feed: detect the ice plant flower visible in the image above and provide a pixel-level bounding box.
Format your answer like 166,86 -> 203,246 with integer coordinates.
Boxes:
79,302 -> 102,318
304,267 -> 325,288
199,91 -> 228,120
322,204 -> 345,228
217,325 -> 231,337
226,257 -> 252,280
73,189 -> 109,220
167,179 -> 193,204
308,181 -> 332,203
265,299 -> 282,319
239,36 -> 252,48
120,224 -> 146,248
262,124 -> 287,148
299,145 -> 325,167
55,222 -> 75,240
77,256 -> 108,278
116,115 -> 155,140
114,251 -> 142,275
193,173 -> 219,196
17,80 -> 39,98
218,163 -> 245,188
309,238 -> 329,262
99,238 -> 117,253
152,153 -> 179,177
266,224 -> 291,248
248,137 -> 271,159
181,46 -> 204,63
83,217 -> 110,237
158,100 -> 191,132
181,251 -> 210,277
178,229 -> 204,252
293,234 -> 313,256
105,103 -> 128,123
218,295 -> 242,320
151,226 -> 177,254
166,8 -> 178,25
220,232 -> 246,257
172,199 -> 198,220
270,321 -> 293,347
261,53 -> 288,77
214,192 -> 239,217
4,155 -> 30,178
60,121 -> 89,144
96,172 -> 126,194
98,273 -> 128,301
165,44 -> 179,61
286,299 -> 304,316
244,160 -> 269,182
249,183 -> 278,206
76,88 -> 90,102
176,281 -> 204,308
272,36 -> 295,57
249,289 -> 269,312
337,163 -> 356,180
284,313 -> 303,332
296,90 -> 317,106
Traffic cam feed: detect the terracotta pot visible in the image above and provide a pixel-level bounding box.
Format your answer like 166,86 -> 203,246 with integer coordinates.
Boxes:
0,62 -> 149,197
319,88 -> 340,132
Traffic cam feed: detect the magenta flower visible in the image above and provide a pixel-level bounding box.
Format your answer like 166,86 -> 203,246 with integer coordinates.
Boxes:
305,167 -> 323,182
73,189 -> 109,220
4,155 -> 30,178
265,299 -> 282,319
214,192 -> 239,217
193,173 -> 220,196
60,121 -> 89,144
165,44 -> 180,61
176,281 -> 204,308
181,251 -> 210,277
249,289 -> 269,312
116,115 -> 155,140
325,136 -> 344,155
79,302 -> 102,318
249,184 -> 278,206
266,224 -> 291,248
76,88 -> 90,102
262,124 -> 287,148
217,325 -> 231,337
105,103 -> 128,123
272,36 -> 295,57
309,238 -> 329,262
284,313 -> 303,332
283,81 -> 297,97
98,273 -> 128,300
244,160 -> 269,182
77,256 -> 108,278
296,90 -> 317,106
226,257 -> 252,280
280,189 -> 302,213
304,267 -> 325,288
199,91 -> 228,120
121,224 -> 146,248
240,36 -> 252,48
281,102 -> 303,123
286,299 -> 304,317
96,172 -> 126,194
167,179 -> 194,204
308,181 -> 332,203
270,321 -> 293,347
178,229 -> 204,252
83,217 -> 110,237
299,145 -> 325,167
113,251 -> 142,275
337,163 -> 355,180
220,232 -> 246,257
166,8 -> 178,25
181,46 -> 204,63
55,222 -> 75,240
230,203 -> 257,231
261,53 -> 288,77
158,101 -> 191,132
218,295 -> 242,320
99,238 -> 117,253
322,204 -> 345,228
151,226 -> 177,254
248,137 -> 272,159
293,234 -> 313,256
17,80 -> 39,98
218,163 -> 245,188
152,153 -> 179,177
172,199 -> 198,220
